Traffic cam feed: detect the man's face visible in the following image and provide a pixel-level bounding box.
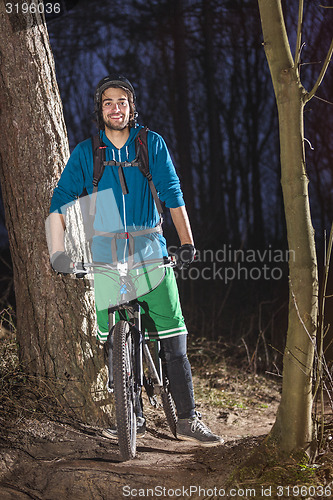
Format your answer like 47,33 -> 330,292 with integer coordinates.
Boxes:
101,87 -> 130,131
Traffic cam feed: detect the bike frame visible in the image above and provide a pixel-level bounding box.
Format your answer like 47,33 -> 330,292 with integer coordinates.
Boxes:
107,295 -> 171,406
73,258 -> 175,404
73,257 -> 177,460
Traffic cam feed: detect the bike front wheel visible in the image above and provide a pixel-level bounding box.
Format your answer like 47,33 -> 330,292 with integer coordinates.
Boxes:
113,320 -> 137,461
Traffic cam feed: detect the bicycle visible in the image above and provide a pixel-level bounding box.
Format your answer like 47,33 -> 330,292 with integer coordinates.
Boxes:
73,257 -> 178,461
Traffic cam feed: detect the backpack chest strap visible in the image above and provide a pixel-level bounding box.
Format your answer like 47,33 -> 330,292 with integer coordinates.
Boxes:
103,160 -> 140,167
103,160 -> 141,196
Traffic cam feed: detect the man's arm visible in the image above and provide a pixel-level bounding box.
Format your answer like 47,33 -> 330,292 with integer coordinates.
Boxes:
48,212 -> 66,255
170,206 -> 194,246
47,213 -> 74,274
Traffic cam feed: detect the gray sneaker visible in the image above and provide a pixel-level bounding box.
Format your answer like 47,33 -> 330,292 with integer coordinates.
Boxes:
176,415 -> 224,446
102,416 -> 146,440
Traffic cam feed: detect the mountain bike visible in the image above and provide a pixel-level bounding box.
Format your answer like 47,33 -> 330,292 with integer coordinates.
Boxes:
73,257 -> 177,461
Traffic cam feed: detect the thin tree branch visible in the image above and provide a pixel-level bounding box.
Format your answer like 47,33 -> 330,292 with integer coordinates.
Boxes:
295,0 -> 304,69
304,37 -> 333,103
314,94 -> 333,106
289,279 -> 314,345
314,223 -> 333,395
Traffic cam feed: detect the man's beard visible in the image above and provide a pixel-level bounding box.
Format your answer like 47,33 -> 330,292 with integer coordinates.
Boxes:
103,114 -> 130,131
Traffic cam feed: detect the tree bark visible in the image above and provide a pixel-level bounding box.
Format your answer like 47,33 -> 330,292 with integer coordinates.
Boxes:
0,3 -> 112,425
258,0 -> 318,454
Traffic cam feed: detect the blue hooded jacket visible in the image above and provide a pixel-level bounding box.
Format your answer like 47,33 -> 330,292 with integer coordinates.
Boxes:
50,126 -> 184,260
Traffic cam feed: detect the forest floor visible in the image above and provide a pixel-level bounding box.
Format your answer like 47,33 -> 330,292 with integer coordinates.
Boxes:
1,336 -> 333,500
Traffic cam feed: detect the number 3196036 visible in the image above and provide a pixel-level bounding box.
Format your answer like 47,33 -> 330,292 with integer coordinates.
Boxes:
6,3 -> 61,15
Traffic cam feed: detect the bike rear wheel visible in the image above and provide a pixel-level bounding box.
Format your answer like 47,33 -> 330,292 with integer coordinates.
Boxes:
161,387 -> 177,438
113,320 -> 137,461
152,342 -> 177,438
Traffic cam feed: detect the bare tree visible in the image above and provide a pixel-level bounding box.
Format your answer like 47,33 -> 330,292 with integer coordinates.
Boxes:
258,0 -> 333,454
0,2 -> 112,424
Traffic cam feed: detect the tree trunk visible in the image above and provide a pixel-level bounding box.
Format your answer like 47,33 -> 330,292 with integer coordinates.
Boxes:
258,0 -> 318,454
0,4 -> 112,425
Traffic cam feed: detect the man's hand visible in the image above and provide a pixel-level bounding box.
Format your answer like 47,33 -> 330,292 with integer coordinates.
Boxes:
50,251 -> 73,275
174,244 -> 196,270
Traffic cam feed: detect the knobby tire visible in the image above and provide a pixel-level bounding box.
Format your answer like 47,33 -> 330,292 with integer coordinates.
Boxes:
113,321 -> 137,461
161,389 -> 177,438
146,343 -> 178,439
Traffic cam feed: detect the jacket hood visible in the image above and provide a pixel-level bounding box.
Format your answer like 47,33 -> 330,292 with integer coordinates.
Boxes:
100,125 -> 143,151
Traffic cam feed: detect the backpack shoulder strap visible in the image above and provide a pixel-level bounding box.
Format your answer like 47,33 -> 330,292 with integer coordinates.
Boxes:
92,134 -> 107,186
135,127 -> 163,215
135,127 -> 149,177
89,135 -> 106,216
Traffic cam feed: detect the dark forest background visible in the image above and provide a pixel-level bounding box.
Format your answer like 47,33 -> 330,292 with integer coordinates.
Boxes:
0,0 -> 332,372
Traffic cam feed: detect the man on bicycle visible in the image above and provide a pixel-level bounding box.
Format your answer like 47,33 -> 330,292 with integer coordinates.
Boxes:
49,75 -> 223,446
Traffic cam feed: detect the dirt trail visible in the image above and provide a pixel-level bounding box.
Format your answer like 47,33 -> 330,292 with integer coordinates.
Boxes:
0,371 -> 280,500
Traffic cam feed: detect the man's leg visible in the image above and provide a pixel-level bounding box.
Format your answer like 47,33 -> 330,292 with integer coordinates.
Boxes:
160,334 -> 224,446
139,268 -> 224,445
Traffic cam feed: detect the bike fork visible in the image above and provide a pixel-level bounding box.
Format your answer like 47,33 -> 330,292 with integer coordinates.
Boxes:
106,306 -> 117,392
133,302 -> 143,389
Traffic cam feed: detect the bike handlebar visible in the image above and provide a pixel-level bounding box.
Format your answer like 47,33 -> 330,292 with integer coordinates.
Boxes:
72,256 -> 176,277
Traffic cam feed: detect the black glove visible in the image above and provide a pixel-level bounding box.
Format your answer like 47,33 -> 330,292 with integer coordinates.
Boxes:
50,251 -> 73,275
75,261 -> 87,279
174,244 -> 196,270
